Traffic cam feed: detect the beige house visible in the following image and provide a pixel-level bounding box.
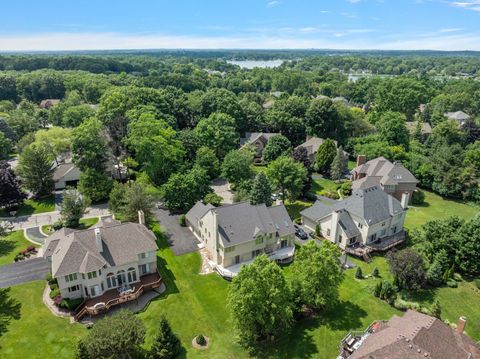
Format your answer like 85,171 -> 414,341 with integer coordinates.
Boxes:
186,201 -> 295,278
301,186 -> 407,255
240,132 -> 279,158
295,136 -> 338,162
43,215 -> 161,319
351,156 -> 418,204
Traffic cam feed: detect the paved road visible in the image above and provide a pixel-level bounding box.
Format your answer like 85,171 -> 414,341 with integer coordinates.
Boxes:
0,257 -> 50,288
0,204 -> 110,230
153,209 -> 200,256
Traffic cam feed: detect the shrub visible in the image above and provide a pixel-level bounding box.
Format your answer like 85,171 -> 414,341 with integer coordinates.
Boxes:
45,272 -> 53,282
178,214 -> 186,227
59,298 -> 83,311
304,192 -> 318,201
52,220 -> 63,230
411,190 -> 425,205
204,192 -> 223,207
49,288 -> 61,299
355,267 -> 363,279
372,267 -> 379,277
373,281 -> 382,297
431,299 -> 441,318
380,280 -> 397,304
446,279 -> 458,288
49,282 -> 58,291
453,273 -> 462,282
294,217 -> 302,225
315,224 -> 321,237
475,279 -> 480,289
196,334 -> 206,346
322,190 -> 340,200
339,181 -> 352,196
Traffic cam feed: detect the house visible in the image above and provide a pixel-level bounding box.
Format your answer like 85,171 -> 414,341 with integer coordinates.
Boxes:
300,186 -> 407,255
39,99 -> 61,109
405,121 -> 432,137
43,215 -> 161,320
53,156 -> 81,190
186,201 -> 295,278
340,310 -> 480,359
295,136 -> 337,162
351,156 -> 418,204
444,111 -> 470,126
240,132 -> 279,158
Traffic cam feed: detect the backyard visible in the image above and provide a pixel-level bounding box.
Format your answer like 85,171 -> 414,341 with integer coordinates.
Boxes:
0,230 -> 38,266
0,196 -> 55,217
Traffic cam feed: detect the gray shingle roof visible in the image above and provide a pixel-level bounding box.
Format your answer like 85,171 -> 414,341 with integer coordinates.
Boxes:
338,209 -> 361,238
240,132 -> 279,146
352,157 -> 418,186
445,111 -> 470,121
185,202 -> 214,228
48,222 -> 158,277
53,162 -> 77,181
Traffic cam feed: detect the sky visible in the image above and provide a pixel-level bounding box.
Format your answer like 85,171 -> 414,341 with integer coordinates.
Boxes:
1,0 -> 480,51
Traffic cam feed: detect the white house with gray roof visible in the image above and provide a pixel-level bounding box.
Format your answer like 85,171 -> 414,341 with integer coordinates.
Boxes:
43,216 -> 159,304
186,201 -> 295,278
301,186 -> 407,251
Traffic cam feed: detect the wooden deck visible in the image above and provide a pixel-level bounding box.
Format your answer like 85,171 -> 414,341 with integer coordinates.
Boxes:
345,230 -> 406,259
73,271 -> 162,321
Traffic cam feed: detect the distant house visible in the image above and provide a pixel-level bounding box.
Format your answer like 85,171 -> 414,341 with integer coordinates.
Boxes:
240,132 -> 279,158
444,111 -> 470,126
295,136 -> 338,162
39,99 -> 61,109
43,215 -> 161,320
53,156 -> 81,190
351,156 -> 418,204
332,96 -> 351,107
340,310 -> 480,359
186,201 -> 295,278
405,121 -> 432,136
301,185 -> 407,255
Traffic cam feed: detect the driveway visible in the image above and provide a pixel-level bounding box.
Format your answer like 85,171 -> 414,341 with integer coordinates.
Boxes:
153,209 -> 200,256
25,227 -> 48,245
0,257 -> 50,288
211,178 -> 234,204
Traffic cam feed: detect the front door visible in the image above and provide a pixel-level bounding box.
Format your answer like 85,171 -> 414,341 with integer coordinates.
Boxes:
235,255 -> 240,264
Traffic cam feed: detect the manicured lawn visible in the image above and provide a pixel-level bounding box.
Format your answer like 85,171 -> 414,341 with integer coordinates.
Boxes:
311,177 -> 339,195
285,199 -> 313,221
405,189 -> 479,229
41,217 -> 99,235
0,196 -> 56,217
0,231 -> 38,266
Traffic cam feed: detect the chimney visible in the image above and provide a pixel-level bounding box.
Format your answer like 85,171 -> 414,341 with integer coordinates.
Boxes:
138,210 -> 145,225
94,228 -> 103,252
356,155 -> 366,167
401,192 -> 410,209
457,316 -> 467,334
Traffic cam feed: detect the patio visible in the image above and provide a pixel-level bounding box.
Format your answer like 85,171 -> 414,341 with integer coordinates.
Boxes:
73,271 -> 162,321
345,230 -> 406,258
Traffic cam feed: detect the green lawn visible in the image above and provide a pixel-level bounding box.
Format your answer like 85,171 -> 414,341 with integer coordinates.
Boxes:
405,189 -> 479,229
41,217 -> 99,235
0,196 -> 56,217
311,177 -> 340,195
0,231 -> 38,266
285,199 -> 313,221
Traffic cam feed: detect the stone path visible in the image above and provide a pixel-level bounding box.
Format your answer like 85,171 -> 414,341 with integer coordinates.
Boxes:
199,247 -> 214,275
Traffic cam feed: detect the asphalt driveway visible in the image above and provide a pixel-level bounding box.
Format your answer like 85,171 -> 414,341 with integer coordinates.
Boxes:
0,257 -> 50,288
153,209 -> 200,256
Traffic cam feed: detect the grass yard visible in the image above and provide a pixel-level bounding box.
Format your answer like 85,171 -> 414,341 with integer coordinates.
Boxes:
0,196 -> 56,217
41,217 -> 99,235
285,199 -> 313,221
311,177 -> 340,195
405,189 -> 479,229
0,231 -> 38,266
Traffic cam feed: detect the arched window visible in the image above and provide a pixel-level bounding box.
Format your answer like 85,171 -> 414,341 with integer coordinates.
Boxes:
127,267 -> 137,283
117,270 -> 126,286
106,272 -> 116,289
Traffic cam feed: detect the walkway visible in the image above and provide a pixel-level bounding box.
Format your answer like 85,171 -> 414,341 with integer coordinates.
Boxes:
25,227 -> 48,245
0,257 -> 50,288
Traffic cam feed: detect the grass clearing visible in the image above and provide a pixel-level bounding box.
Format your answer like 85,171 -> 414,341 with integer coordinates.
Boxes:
0,231 -> 38,266
0,196 -> 56,217
41,217 -> 99,235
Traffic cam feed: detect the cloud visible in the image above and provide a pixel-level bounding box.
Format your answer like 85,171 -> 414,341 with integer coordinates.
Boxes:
266,1 -> 279,8
1,31 -> 480,51
450,0 -> 480,12
438,27 -> 463,33
347,0 -> 362,3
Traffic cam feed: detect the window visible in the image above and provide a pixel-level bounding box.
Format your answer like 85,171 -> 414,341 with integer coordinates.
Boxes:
234,255 -> 240,264
106,273 -> 117,288
251,249 -> 261,258
225,246 -> 235,253
281,239 -> 288,248
65,273 -> 77,282
87,271 -> 97,280
140,263 -> 150,275
357,222 -> 363,229
380,229 -> 386,236
391,226 -> 397,234
82,273 -> 85,280
369,233 -> 377,243
255,237 -> 264,245
339,235 -> 343,243
140,252 -> 149,259
327,229 -> 331,236
117,270 -> 126,285
68,285 -> 79,293
127,267 -> 137,283
382,222 -> 386,227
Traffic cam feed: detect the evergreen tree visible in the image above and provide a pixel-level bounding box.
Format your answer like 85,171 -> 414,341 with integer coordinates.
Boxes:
315,139 -> 337,174
60,189 -> 87,228
250,172 -> 272,206
17,144 -> 54,197
372,267 -> 379,277
355,267 -> 363,279
330,146 -> 348,181
0,160 -> 26,209
149,316 -> 181,359
427,250 -> 449,286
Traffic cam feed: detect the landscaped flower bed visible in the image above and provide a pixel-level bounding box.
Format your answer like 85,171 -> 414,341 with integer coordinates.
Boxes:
14,246 -> 37,261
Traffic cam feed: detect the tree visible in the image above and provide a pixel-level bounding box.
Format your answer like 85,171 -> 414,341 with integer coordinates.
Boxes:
305,98 -> 346,142
108,182 -> 128,215
292,146 -> 311,169
162,167 -> 211,212
149,316 -> 181,359
0,161 -> 26,209
330,146 -> 348,181
126,114 -> 184,185
60,189 -> 87,228
76,309 -> 145,359
386,249 -> 426,292
17,144 -> 54,197
262,135 -> 292,164
71,117 -> 109,172
204,192 -> 223,207
250,172 -> 272,206
221,150 -> 253,187
194,146 -> 220,180
227,255 -> 293,347
355,267 -> 363,279
291,241 -> 344,310
266,156 -> 307,200
195,112 -> 239,159
455,214 -> 480,275
315,139 -> 337,174
200,88 -> 246,132
376,111 -> 410,150
121,182 -> 155,222
78,168 -> 113,203
32,127 -> 72,163
427,250 -> 448,287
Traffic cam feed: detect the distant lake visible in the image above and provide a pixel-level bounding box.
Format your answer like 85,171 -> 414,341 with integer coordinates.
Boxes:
227,60 -> 285,69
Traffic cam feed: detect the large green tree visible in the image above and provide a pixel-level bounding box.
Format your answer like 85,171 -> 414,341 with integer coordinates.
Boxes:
330,146 -> 348,181
305,98 -> 346,142
262,134 -> 292,164
194,146 -> 220,180
221,150 -> 253,187
386,249 -> 426,292
78,168 -> 113,203
195,112 -> 239,159
455,214 -> 480,275
227,255 -> 293,347
149,316 -> 181,359
0,161 -> 26,209
250,172 -> 272,206
376,111 -> 410,150
315,139 -> 337,174
60,189 -> 87,228
266,155 -> 307,200
17,144 -> 54,197
71,117 -> 109,172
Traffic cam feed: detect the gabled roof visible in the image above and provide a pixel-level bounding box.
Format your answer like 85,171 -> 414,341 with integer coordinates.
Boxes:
53,162 -> 78,181
240,132 -> 279,146
295,137 -> 337,157
185,201 -> 214,227
352,157 -> 418,188
445,111 -> 470,121
46,222 -> 158,277
301,186 -> 404,227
